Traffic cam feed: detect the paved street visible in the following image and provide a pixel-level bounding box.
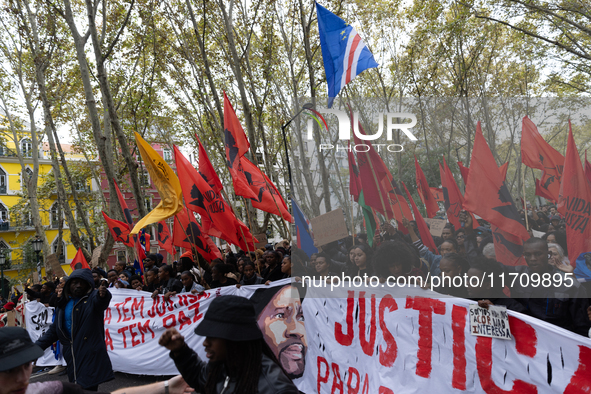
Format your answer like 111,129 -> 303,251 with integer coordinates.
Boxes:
30,367 -> 177,392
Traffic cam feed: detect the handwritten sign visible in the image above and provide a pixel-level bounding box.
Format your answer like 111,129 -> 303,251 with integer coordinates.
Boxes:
310,209 -> 348,246
46,254 -> 66,277
90,246 -> 103,268
424,218 -> 446,237
469,304 -> 512,340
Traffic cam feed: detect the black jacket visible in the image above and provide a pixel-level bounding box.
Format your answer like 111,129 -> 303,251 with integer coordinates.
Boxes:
36,269 -> 114,389
170,344 -> 299,394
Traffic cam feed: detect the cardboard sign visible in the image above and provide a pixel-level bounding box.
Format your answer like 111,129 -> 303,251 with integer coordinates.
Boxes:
424,218 -> 446,237
310,209 -> 349,246
46,254 -> 66,277
253,233 -> 268,250
469,304 -> 512,340
532,229 -> 545,238
90,246 -> 103,267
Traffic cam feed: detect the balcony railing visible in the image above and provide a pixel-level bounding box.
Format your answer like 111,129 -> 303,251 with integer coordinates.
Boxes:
0,223 -> 9,231
0,148 -> 43,159
0,185 -> 6,194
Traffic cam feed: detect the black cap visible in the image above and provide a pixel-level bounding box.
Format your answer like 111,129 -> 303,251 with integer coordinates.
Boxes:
0,327 -> 44,371
194,296 -> 262,341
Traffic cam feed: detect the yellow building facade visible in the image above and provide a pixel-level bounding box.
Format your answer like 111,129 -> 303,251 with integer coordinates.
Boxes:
0,114 -> 93,282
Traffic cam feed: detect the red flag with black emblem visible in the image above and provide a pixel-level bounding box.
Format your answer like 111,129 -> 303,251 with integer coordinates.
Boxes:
465,122 -> 530,240
102,211 -> 134,247
114,180 -> 133,226
224,93 -> 258,200
439,160 -> 463,230
172,209 -> 222,262
70,248 -> 90,271
557,121 -> 591,265
521,116 -> 564,202
196,135 -> 223,195
157,221 -> 175,255
535,178 -> 556,201
458,161 -> 508,184
174,145 -> 259,248
415,156 -> 439,218
240,157 -> 293,222
490,224 -> 526,266
430,187 -> 444,203
348,142 -> 362,202
401,181 -> 438,254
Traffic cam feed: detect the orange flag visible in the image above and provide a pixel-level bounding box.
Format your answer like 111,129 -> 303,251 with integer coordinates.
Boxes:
557,121 -> 591,265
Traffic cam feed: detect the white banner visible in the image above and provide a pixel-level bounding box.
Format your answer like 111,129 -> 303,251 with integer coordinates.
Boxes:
22,281 -> 591,392
24,301 -> 65,367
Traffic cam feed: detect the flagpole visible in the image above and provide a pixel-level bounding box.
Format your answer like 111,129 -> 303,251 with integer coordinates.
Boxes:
521,166 -> 529,231
350,195 -> 355,246
241,197 -> 262,276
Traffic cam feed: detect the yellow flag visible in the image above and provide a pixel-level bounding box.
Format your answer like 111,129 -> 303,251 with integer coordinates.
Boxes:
131,132 -> 183,234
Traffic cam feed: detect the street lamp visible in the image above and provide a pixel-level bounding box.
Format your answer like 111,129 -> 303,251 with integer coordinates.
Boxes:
32,237 -> 43,282
0,250 -> 8,301
280,103 -> 314,195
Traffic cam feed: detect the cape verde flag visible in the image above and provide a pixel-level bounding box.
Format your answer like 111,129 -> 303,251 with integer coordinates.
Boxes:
316,2 -> 378,108
292,200 -> 318,258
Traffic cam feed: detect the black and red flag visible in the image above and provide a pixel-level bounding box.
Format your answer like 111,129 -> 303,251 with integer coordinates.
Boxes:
173,209 -> 222,262
464,122 -> 530,241
439,159 -> 464,230
197,135 -> 223,195
102,211 -> 134,247
70,248 -> 90,271
114,180 -> 133,227
174,145 -> 259,249
401,181 -> 438,254
415,156 -> 439,218
535,178 -> 555,202
521,116 -> 564,202
224,93 -> 259,200
557,121 -> 591,266
239,157 -> 293,222
157,220 -> 175,255
490,225 -> 526,267
585,150 -> 591,186
458,161 -> 508,184
430,187 -> 444,203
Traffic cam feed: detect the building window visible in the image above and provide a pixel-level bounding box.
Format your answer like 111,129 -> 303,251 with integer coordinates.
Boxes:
22,212 -> 32,227
74,180 -> 88,192
163,149 -> 172,162
117,250 -> 126,262
141,170 -> 151,187
0,205 -> 7,222
21,139 -> 32,157
144,197 -> 152,211
0,241 -> 11,262
52,238 -> 66,263
22,167 -> 33,188
50,203 -> 60,228
0,168 -> 6,194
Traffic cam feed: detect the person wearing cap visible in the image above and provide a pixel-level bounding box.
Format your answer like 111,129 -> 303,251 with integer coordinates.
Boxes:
0,327 -> 193,394
34,269 -> 113,391
159,295 -> 299,394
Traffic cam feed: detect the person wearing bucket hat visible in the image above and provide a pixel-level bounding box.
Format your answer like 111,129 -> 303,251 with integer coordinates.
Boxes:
159,295 -> 299,394
0,327 -> 194,394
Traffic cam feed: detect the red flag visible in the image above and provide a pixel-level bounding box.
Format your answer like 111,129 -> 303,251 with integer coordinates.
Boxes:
430,187 -> 444,203
585,150 -> 591,186
351,119 -> 394,219
457,161 -> 470,184
439,159 -> 464,230
498,162 -> 509,181
465,122 -> 530,240
197,135 -> 223,194
557,121 -> 591,265
114,180 -> 133,226
415,156 -> 439,218
157,221 -> 175,255
173,209 -> 222,262
102,211 -> 134,247
521,116 -> 564,202
387,177 -> 414,224
70,248 -> 90,271
401,181 -> 438,254
174,145 -> 259,247
535,178 -> 556,201
490,225 -> 526,266
240,157 -> 293,222
224,93 -> 258,200
458,161 -> 508,183
348,142 -> 362,202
